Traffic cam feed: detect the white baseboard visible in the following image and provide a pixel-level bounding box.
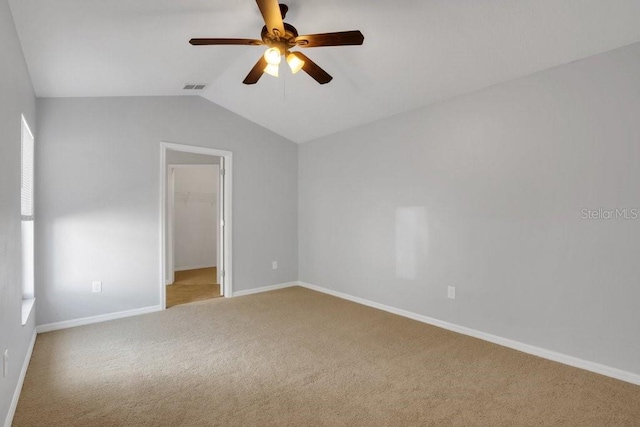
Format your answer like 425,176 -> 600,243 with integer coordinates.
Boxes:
298,282 -> 640,386
173,264 -> 216,272
232,281 -> 298,297
4,329 -> 36,427
36,305 -> 163,334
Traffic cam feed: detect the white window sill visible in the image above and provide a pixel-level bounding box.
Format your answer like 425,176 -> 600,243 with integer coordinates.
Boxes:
22,298 -> 35,326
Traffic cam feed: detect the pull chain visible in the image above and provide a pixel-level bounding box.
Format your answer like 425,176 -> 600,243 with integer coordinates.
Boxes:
282,66 -> 287,101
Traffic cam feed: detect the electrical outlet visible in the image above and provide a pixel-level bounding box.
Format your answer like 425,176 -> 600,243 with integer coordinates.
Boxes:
92,281 -> 102,293
3,350 -> 8,377
272,261 -> 278,270
447,286 -> 456,300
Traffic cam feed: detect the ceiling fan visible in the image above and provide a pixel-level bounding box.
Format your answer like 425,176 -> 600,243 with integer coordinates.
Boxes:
189,0 -> 364,85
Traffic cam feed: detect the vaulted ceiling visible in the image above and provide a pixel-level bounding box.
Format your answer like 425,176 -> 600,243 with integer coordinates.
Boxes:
9,0 -> 640,143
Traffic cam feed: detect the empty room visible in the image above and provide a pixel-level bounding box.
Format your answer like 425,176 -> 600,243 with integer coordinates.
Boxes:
1,0 -> 640,425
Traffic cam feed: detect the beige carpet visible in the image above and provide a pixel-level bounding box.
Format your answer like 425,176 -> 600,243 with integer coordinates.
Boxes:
166,268 -> 221,308
14,287 -> 640,426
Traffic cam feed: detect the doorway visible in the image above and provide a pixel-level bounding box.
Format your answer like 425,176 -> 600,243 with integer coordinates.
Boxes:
160,142 -> 233,309
168,164 -> 219,307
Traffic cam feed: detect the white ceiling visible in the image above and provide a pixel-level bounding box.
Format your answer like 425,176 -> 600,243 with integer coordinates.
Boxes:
9,0 -> 640,143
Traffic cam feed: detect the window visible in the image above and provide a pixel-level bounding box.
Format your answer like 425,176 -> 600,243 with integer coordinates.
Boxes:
21,115 -> 35,325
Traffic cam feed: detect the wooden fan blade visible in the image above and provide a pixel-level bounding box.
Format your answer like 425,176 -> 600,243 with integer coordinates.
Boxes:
243,56 -> 268,85
293,52 -> 333,84
190,38 -> 263,46
256,0 -> 285,36
295,30 -> 364,48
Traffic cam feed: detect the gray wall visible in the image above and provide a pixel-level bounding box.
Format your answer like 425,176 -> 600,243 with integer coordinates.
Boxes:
299,42 -> 640,375
0,0 -> 37,423
36,96 -> 298,325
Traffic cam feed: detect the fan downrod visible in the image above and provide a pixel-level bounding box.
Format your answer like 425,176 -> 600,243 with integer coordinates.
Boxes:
279,4 -> 288,19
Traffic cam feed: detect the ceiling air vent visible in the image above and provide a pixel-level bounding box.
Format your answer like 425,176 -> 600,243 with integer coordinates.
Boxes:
183,84 -> 207,90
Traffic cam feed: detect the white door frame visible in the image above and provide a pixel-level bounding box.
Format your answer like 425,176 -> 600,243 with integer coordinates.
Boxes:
167,166 -> 176,285
160,142 -> 233,309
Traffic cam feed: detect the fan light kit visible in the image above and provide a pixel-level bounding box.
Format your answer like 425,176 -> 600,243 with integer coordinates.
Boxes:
189,0 -> 364,85
263,48 -> 304,77
263,47 -> 282,77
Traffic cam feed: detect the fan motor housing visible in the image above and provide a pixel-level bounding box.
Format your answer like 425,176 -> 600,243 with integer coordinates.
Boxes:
261,23 -> 299,52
